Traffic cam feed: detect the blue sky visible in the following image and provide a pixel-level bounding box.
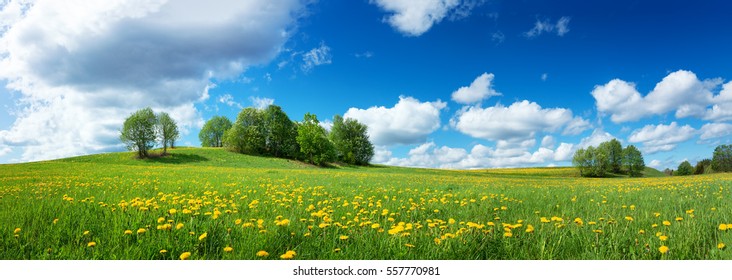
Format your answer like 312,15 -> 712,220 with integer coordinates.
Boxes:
1,0 -> 731,169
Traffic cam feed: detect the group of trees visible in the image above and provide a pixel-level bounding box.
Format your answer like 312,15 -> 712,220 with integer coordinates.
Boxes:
670,144 -> 732,176
572,139 -> 645,177
198,105 -> 374,166
120,107 -> 179,158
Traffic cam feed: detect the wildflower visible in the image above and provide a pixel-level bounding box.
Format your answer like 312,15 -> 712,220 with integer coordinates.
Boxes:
124,230 -> 133,235
662,221 -> 671,226
540,217 -> 550,223
160,249 -> 168,254
180,252 -> 192,260
137,228 -> 146,234
176,223 -> 184,230
659,245 -> 669,254
198,232 -> 207,241
280,250 -> 296,259
52,218 -> 59,224
718,243 -> 726,250
525,225 -> 535,233
168,208 -> 177,215
333,248 -> 341,252
434,238 -> 441,245
339,235 -> 349,240
87,241 -> 96,247
405,243 -> 415,248
224,246 -> 233,253
659,235 -> 668,241
83,230 -> 90,236
719,224 -> 728,231
654,212 -> 661,217
639,229 -> 645,234
675,217 -> 683,221
574,218 -> 583,226
651,224 -> 658,228
157,217 -> 165,223
503,232 -> 512,237
276,219 -> 290,226
371,223 -> 380,229
256,250 -> 269,257
624,216 -> 634,221
13,228 -> 21,234
593,229 -> 603,234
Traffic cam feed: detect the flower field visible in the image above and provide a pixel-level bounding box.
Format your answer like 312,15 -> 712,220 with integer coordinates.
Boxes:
1,148 -> 731,260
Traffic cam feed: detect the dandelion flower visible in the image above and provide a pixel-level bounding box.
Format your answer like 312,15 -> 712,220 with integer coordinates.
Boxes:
371,223 -> 380,229
137,228 -> 146,234
659,235 -> 668,241
540,217 -> 550,223
52,218 -> 59,224
176,223 -> 184,230
124,230 -> 133,235
157,217 -> 165,223
525,225 -> 535,233
720,224 -> 728,231
624,216 -> 634,221
168,208 -> 177,215
280,250 -> 296,259
659,245 -> 669,254
434,238 -> 441,245
87,241 -> 96,247
405,243 -> 415,248
662,221 -> 671,226
83,230 -> 90,235
333,248 -> 341,253
198,232 -> 208,241
160,249 -> 168,254
339,235 -> 349,240
718,243 -> 726,250
638,229 -> 645,234
675,217 -> 683,221
13,228 -> 21,234
224,246 -> 233,253
503,232 -> 512,237
593,229 -> 603,234
256,250 -> 269,257
180,252 -> 191,260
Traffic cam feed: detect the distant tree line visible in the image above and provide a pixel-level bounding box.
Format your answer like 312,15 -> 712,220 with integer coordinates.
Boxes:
199,105 -> 374,166
666,144 -> 732,176
120,107 -> 179,158
572,139 -> 645,177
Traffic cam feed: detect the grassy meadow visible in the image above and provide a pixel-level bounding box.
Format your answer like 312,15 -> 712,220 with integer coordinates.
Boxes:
1,147 -> 731,260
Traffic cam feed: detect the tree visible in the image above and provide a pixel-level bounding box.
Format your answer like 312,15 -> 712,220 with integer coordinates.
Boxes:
599,139 -> 623,173
572,148 -> 592,177
694,159 -> 712,175
589,146 -> 609,177
156,112 -> 179,155
199,116 -> 232,147
223,108 -> 265,155
622,145 -> 645,177
329,115 -> 374,165
120,107 -> 157,158
262,105 -> 298,158
676,160 -> 693,176
711,144 -> 732,172
296,113 -> 335,166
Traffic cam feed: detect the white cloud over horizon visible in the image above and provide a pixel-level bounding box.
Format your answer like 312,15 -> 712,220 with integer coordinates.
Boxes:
628,122 -> 696,154
451,72 -> 501,104
525,16 -> 571,38
0,0 -> 305,162
371,0 -> 484,36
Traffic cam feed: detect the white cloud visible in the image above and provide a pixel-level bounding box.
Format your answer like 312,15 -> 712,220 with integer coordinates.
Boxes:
451,72 -> 501,104
301,41 -> 332,72
525,16 -> 571,38
628,122 -> 696,154
371,0 -> 461,36
451,100 -> 574,142
491,31 -> 505,44
0,0 -> 305,162
218,94 -> 242,109
249,96 -> 274,109
591,70 -> 721,123
319,120 -> 333,132
541,135 -> 555,149
705,81 -> 732,121
649,159 -> 662,169
344,96 -> 446,146
0,145 -> 11,157
563,116 -> 592,135
578,129 -> 616,149
699,122 -> 732,140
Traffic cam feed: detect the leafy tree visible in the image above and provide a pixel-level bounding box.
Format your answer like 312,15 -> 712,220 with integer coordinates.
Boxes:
223,108 -> 266,155
199,116 -> 232,147
120,107 -> 157,158
694,159 -> 712,175
156,112 -> 179,155
329,115 -> 374,165
599,139 -> 623,173
664,168 -> 674,176
676,160 -> 693,176
589,146 -> 609,177
262,105 -> 298,158
622,145 -> 645,177
572,148 -> 592,177
296,113 -> 335,166
711,144 -> 732,172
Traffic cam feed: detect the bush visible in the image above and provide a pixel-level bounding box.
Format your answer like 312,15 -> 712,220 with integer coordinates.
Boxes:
676,161 -> 693,176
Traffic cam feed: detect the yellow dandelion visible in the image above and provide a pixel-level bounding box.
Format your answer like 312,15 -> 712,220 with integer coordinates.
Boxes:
624,216 -> 634,221
87,241 -> 96,247
659,245 -> 669,254
137,228 -> 146,234
659,235 -> 668,241
83,230 -> 90,235
256,250 -> 269,257
52,218 -> 59,224
160,249 -> 168,254
198,232 -> 207,241
593,229 -> 603,234
339,235 -> 349,240
157,217 -> 165,223
333,248 -> 341,252
371,223 -> 380,229
540,217 -> 550,223
574,218 -> 583,226
405,243 -> 415,248
503,232 -> 512,237
639,229 -> 645,234
662,220 -> 671,226
718,243 -> 726,250
280,250 -> 296,259
180,252 -> 191,260
13,228 -> 21,234
434,238 -> 441,245
719,224 -> 728,231
168,208 -> 177,215
525,224 -> 535,233
675,217 -> 683,221
176,223 -> 184,230
224,246 -> 233,253
652,224 -> 658,228
124,230 -> 132,235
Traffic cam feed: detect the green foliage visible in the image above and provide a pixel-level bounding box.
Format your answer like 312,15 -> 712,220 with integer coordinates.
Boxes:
599,139 -> 623,173
120,107 -> 157,158
199,116 -> 232,147
694,159 -> 712,175
329,115 -> 374,165
262,105 -> 299,158
296,113 -> 335,166
676,160 -> 693,176
623,145 -> 645,177
223,108 -> 266,155
711,144 -> 732,172
156,112 -> 179,155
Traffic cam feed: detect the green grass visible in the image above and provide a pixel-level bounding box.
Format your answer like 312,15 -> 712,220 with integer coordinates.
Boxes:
1,147 -> 730,260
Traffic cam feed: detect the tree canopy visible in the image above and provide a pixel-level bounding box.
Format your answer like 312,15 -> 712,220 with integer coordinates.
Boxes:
296,113 -> 335,166
711,144 -> 732,172
329,115 -> 374,166
156,112 -> 179,155
120,107 -> 159,158
676,160 -> 693,176
199,116 -> 232,147
573,139 -> 645,178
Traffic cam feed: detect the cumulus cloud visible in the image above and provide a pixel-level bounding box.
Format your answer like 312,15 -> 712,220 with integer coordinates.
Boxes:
301,42 -> 332,72
249,96 -> 274,109
451,100 -> 574,142
578,129 -> 616,149
699,122 -> 732,141
451,72 -> 501,104
563,116 -> 592,135
591,70 -> 725,123
0,0 -> 304,162
525,16 -> 571,38
218,94 -> 242,109
372,0 -> 486,36
628,122 -> 696,154
344,96 -> 446,146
